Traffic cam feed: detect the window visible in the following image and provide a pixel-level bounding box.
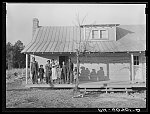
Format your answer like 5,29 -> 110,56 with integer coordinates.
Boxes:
134,56 -> 139,65
92,30 -> 98,39
92,29 -> 108,39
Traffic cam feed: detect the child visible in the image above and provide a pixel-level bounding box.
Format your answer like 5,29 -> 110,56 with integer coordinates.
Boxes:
38,65 -> 44,84
57,65 -> 62,84
73,67 -> 79,84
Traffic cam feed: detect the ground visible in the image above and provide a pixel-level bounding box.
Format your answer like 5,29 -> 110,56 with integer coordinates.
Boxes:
6,69 -> 146,108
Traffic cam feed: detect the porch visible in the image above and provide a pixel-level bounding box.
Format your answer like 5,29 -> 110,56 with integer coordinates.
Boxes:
25,80 -> 146,89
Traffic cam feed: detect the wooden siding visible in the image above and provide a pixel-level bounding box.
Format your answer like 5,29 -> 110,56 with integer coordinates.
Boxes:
32,52 -> 146,82
134,53 -> 146,82
70,53 -> 131,82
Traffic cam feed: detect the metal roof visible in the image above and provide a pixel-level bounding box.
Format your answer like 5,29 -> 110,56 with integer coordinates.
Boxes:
80,24 -> 120,27
22,25 -> 146,53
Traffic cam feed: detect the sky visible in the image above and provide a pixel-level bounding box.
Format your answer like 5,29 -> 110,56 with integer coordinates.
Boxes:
6,3 -> 146,46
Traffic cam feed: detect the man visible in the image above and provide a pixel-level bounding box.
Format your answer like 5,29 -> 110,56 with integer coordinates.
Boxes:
31,57 -> 39,84
97,67 -> 104,81
62,61 -> 67,83
45,60 -> 52,85
66,58 -> 74,84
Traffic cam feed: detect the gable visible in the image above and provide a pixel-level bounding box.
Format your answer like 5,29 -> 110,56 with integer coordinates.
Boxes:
116,25 -> 146,51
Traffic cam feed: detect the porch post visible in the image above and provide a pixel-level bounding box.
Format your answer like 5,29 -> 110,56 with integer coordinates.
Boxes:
131,53 -> 134,83
142,62 -> 144,82
30,54 -> 32,79
26,54 -> 28,84
142,55 -> 145,83
83,27 -> 86,40
107,63 -> 109,79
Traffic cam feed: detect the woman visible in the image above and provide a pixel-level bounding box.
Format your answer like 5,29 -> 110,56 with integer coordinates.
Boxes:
57,65 -> 62,84
51,59 -> 57,84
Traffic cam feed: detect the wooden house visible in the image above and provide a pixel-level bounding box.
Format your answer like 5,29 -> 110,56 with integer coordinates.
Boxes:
21,18 -> 146,85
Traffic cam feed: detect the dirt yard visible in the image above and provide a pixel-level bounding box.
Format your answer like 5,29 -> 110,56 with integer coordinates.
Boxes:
6,69 -> 146,108
6,80 -> 146,108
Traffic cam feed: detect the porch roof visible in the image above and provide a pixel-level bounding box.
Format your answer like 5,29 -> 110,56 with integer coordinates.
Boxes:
21,25 -> 146,53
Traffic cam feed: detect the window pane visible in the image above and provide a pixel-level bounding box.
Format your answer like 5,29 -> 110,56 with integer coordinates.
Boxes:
134,56 -> 136,60
134,61 -> 136,65
100,30 -> 108,38
136,56 -> 138,60
92,30 -> 98,39
137,61 -> 139,65
133,56 -> 139,65
137,56 -> 139,61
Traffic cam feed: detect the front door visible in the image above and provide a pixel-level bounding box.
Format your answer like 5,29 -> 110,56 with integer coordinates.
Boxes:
59,56 -> 68,67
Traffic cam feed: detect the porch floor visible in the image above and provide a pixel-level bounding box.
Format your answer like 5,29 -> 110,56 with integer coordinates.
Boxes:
25,80 -> 146,89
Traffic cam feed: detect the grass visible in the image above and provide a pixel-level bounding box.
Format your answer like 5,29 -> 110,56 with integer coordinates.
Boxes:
6,88 -> 146,108
6,68 -> 30,80
6,68 -> 147,108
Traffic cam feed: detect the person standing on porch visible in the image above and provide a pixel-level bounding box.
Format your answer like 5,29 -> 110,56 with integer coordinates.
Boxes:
67,58 -> 74,84
55,60 -> 59,83
51,59 -> 57,84
45,60 -> 52,84
31,57 -> 39,84
38,65 -> 44,83
57,65 -> 62,84
97,67 -> 104,81
62,61 -> 67,84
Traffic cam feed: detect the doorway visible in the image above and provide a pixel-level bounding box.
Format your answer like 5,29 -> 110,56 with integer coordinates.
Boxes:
59,56 -> 68,67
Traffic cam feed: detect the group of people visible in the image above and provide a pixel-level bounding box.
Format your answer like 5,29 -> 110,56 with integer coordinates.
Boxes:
31,57 -> 78,85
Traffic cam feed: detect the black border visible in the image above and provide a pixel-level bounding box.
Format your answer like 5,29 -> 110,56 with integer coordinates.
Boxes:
2,2 -> 149,112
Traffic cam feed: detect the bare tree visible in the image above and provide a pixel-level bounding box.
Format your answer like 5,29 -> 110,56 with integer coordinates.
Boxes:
73,13 -> 96,94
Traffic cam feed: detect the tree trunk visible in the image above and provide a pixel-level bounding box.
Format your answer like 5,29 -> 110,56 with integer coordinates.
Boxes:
10,51 -> 13,69
74,49 -> 80,92
18,62 -> 20,68
8,61 -> 12,70
7,61 -> 10,70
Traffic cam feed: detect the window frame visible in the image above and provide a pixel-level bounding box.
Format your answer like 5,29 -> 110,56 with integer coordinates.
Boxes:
92,30 -> 99,39
100,30 -> 108,39
133,56 -> 139,65
91,28 -> 108,40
